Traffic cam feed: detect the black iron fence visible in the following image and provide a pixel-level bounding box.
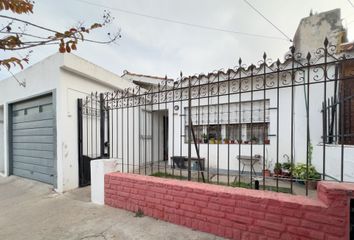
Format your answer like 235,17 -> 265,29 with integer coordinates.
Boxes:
78,39 -> 354,195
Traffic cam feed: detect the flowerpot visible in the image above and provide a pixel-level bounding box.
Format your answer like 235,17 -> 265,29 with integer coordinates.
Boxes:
230,140 -> 235,144
264,139 -> 270,144
203,139 -> 208,144
305,180 -> 318,190
217,140 -> 222,144
244,141 -> 249,144
224,140 -> 229,144
263,169 -> 271,177
209,139 -> 215,144
274,169 -> 282,176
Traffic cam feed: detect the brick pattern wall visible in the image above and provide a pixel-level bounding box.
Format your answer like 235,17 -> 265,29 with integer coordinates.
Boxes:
105,173 -> 354,240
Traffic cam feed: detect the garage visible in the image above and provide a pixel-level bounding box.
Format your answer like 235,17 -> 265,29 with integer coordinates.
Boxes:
10,94 -> 56,185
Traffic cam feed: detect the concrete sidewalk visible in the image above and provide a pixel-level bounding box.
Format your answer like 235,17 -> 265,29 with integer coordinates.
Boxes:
0,176 -> 222,240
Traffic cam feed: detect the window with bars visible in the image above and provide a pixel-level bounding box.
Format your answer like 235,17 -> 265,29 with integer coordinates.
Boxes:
226,124 -> 242,142
245,123 -> 269,144
185,100 -> 270,126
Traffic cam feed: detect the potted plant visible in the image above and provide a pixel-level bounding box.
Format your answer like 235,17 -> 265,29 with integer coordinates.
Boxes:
202,133 -> 208,144
264,139 -> 270,144
217,136 -> 222,144
237,139 -> 243,144
263,157 -> 272,177
223,138 -> 229,144
273,162 -> 282,176
230,139 -> 235,144
251,136 -> 258,144
209,138 -> 215,144
282,162 -> 293,177
293,163 -> 321,189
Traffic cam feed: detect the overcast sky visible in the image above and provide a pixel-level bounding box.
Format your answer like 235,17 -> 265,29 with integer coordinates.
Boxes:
1,0 -> 353,81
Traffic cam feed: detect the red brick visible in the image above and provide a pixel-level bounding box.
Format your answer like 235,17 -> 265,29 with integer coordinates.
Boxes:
163,201 -> 179,208
265,213 -> 281,223
283,216 -> 301,226
195,200 -> 208,208
249,226 -> 264,235
301,219 -> 321,230
201,208 -> 224,218
264,229 -> 281,238
226,214 -> 253,225
180,204 -> 200,213
183,198 -> 194,205
233,229 -> 241,239
207,202 -> 220,210
323,226 -> 345,237
234,208 -> 249,216
248,210 -> 264,219
220,205 -> 233,213
224,227 -> 233,239
189,193 -> 209,201
255,220 -> 285,231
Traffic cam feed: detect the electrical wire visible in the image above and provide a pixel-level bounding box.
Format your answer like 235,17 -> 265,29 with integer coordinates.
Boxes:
347,0 -> 354,8
242,0 -> 292,42
74,0 -> 289,41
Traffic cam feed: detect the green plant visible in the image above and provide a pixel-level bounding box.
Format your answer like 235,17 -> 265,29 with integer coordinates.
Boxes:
135,208 -> 144,217
273,162 -> 282,175
150,172 -> 187,180
293,163 -> 321,180
282,162 -> 293,171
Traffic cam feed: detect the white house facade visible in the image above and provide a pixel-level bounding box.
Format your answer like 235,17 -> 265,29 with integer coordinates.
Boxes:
0,53 -> 135,192
100,9 -> 354,183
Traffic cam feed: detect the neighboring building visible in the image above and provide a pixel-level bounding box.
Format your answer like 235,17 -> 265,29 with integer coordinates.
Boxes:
121,70 -> 174,90
0,53 -> 136,192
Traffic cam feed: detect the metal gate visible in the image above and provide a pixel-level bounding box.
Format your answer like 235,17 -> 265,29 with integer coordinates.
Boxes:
78,40 -> 354,195
77,93 -> 109,187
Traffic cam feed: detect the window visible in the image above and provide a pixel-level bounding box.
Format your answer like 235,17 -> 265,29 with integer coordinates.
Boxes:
246,123 -> 269,144
185,125 -> 204,143
226,124 -> 242,142
183,100 -> 270,144
207,125 -> 222,141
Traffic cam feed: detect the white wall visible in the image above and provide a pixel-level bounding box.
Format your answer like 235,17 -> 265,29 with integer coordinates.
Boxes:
56,54 -> 136,192
313,144 -> 354,182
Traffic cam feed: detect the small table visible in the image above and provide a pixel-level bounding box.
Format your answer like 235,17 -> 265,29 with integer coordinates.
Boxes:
237,155 -> 262,176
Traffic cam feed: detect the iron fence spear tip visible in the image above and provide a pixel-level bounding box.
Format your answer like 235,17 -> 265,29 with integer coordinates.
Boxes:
324,37 -> 329,47
290,46 -> 295,54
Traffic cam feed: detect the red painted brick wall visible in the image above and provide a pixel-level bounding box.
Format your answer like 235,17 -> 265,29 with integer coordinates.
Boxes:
105,173 -> 354,240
